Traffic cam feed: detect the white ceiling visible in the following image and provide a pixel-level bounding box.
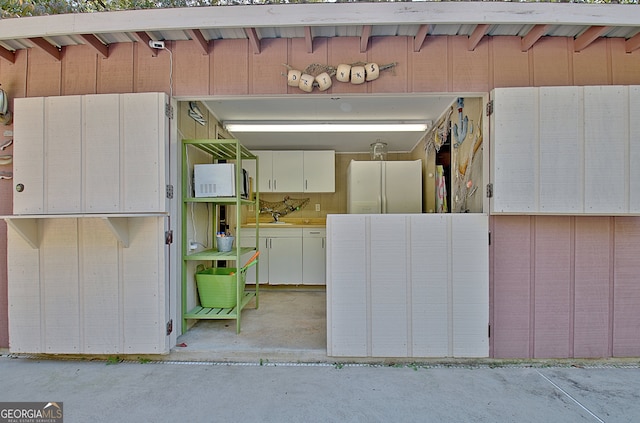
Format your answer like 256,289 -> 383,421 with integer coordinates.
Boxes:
200,94 -> 459,153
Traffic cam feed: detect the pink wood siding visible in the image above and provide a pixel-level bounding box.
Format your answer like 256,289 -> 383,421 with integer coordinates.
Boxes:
492,216 -> 640,359
613,218 -> 640,356
1,34 -> 640,352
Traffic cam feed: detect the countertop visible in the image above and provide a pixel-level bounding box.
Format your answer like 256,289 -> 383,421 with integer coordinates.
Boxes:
242,218 -> 326,228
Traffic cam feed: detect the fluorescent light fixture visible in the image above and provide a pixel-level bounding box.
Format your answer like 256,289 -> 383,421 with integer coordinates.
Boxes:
224,121 -> 430,133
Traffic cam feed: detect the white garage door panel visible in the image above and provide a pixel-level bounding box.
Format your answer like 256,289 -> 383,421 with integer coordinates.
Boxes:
327,214 -> 488,358
13,98 -> 45,215
631,87 -> 640,213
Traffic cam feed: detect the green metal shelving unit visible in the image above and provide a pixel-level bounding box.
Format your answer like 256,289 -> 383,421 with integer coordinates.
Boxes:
181,138 -> 259,334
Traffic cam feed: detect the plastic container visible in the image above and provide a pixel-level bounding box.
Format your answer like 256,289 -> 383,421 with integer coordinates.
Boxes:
216,236 -> 234,252
195,267 -> 245,308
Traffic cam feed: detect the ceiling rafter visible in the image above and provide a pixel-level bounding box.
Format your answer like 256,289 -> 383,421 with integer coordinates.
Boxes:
30,37 -> 62,60
0,45 -> 16,63
360,25 -> 372,53
245,27 -> 261,54
625,32 -> 640,53
305,26 -> 313,54
521,24 -> 549,52
132,31 -> 158,56
79,34 -> 109,58
414,24 -> 430,52
574,25 -> 610,52
186,29 -> 209,55
468,24 -> 490,51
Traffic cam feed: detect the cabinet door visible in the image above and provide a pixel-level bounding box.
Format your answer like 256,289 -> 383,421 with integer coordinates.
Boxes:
246,151 -> 273,193
303,232 -> 326,285
268,236 -> 302,284
239,235 -> 269,284
303,151 -> 335,193
272,151 -> 303,192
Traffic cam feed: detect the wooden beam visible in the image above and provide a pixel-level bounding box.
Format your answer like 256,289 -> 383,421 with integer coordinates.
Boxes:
79,34 -> 109,59
0,45 -> 15,63
132,31 -> 157,56
305,26 -> 313,54
245,27 -> 261,54
574,25 -> 610,52
360,25 -> 372,53
186,29 -> 209,55
414,24 -> 430,52
29,37 -> 61,61
468,24 -> 490,51
521,24 -> 549,52
626,32 -> 640,53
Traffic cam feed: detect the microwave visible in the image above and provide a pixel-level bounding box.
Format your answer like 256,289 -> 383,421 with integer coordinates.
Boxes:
194,163 -> 249,198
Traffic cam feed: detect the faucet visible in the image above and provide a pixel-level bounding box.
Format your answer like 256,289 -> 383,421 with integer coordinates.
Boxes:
271,211 -> 281,222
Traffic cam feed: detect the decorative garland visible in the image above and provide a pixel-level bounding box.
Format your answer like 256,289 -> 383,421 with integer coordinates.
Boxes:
283,62 -> 398,93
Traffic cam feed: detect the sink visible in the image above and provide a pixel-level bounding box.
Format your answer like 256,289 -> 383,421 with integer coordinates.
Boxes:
246,222 -> 293,226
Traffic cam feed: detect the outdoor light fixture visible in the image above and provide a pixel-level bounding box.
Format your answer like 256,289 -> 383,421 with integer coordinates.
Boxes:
223,121 -> 430,133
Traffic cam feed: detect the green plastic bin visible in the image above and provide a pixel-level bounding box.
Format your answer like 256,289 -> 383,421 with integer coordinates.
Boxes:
195,266 -> 245,308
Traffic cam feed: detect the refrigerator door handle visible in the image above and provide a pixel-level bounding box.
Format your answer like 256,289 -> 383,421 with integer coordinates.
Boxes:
381,162 -> 387,213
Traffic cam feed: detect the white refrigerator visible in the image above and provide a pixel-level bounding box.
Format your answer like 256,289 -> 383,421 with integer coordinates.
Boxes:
347,159 -> 423,213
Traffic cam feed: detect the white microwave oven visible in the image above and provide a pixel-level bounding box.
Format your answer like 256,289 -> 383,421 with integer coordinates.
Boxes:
193,163 -> 249,198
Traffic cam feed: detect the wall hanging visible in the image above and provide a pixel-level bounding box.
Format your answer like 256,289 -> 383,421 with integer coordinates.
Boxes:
283,62 -> 397,93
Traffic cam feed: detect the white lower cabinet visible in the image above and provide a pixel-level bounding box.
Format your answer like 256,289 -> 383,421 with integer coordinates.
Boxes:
241,227 -> 326,285
303,228 -> 326,285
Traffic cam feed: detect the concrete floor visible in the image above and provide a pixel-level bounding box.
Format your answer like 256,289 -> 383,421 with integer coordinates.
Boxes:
171,289 -> 329,363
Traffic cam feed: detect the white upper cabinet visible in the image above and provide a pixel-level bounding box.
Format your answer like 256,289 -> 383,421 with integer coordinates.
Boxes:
490,86 -> 640,215
13,93 -> 169,215
303,150 -> 335,193
244,150 -> 335,193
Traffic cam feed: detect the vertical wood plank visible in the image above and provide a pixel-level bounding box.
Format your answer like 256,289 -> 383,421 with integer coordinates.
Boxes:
134,42 -> 170,94
13,97 -> 45,214
452,214 -> 489,357
97,42 -> 134,94
249,39 -> 287,95
584,86 -> 627,213
7,226 -> 42,352
410,214 -> 449,357
121,93 -> 164,212
629,86 -> 640,213
45,96 -> 82,213
41,219 -> 80,353
491,36 -> 530,89
574,217 -> 611,358
61,45 -> 98,96
326,215 -> 368,357
369,215 -> 408,357
121,217 -> 165,353
79,219 -> 120,354
532,37 -> 572,87
211,39 -> 249,95
491,87 -> 538,213
26,49 -> 62,97
450,36 -> 490,93
288,37 -> 328,95
410,36 -> 448,93
613,217 -> 640,357
538,86 -> 583,213
534,216 -> 572,358
572,39 -> 610,86
610,38 -> 640,85
83,94 -> 121,212
369,36 -> 408,94
173,40 -> 210,96
491,216 -> 532,358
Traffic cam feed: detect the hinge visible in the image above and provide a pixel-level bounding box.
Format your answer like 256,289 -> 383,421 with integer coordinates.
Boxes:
165,103 -> 174,119
166,184 -> 174,199
166,319 -> 173,336
486,183 -> 493,198
488,324 -> 491,338
488,231 -> 491,246
486,100 -> 494,116
165,230 -> 173,245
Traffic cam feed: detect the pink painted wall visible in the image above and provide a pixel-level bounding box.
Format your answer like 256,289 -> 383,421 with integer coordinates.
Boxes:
1,34 -> 640,356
